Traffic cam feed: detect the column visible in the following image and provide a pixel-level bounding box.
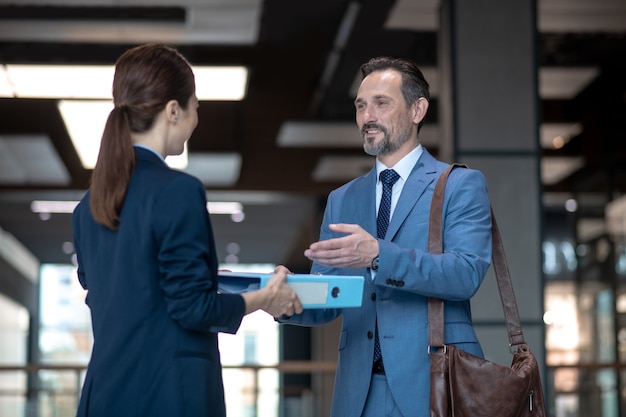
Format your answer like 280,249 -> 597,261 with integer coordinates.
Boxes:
438,0 -> 545,373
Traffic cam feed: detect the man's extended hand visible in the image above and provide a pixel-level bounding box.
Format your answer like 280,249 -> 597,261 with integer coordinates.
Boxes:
304,223 -> 379,269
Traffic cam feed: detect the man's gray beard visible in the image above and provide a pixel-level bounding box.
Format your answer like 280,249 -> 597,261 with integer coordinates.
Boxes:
363,130 -> 411,156
363,139 -> 385,156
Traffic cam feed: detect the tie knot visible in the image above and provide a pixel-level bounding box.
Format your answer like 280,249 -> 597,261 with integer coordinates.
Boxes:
379,169 -> 400,186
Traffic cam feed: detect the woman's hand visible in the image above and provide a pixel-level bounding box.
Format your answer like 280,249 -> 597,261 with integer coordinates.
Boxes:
241,265 -> 303,317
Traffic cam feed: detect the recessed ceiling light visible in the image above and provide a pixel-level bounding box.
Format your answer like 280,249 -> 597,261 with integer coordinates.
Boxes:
58,100 -> 188,170
0,64 -> 248,100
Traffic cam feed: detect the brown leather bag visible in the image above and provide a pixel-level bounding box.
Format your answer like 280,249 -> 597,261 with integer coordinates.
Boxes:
428,164 -> 547,417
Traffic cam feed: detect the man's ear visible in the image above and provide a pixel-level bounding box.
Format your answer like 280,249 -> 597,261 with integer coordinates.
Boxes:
412,97 -> 429,125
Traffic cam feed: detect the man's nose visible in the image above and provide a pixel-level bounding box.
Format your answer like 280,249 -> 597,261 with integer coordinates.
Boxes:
360,109 -> 377,125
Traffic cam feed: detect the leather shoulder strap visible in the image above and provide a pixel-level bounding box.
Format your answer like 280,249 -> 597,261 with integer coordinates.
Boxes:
427,163 -> 526,349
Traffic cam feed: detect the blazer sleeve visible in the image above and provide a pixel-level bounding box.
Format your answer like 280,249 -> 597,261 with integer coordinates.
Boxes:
153,175 -> 245,334
375,167 -> 492,301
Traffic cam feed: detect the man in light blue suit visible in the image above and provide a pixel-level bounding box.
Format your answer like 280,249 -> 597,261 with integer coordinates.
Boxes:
280,57 -> 492,416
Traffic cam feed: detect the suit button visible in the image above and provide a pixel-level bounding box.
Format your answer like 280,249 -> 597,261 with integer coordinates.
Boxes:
371,292 -> 376,301
386,278 -> 392,285
367,331 -> 373,339
399,281 -> 405,287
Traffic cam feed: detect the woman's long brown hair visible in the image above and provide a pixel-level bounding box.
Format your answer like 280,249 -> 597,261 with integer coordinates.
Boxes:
89,43 -> 195,229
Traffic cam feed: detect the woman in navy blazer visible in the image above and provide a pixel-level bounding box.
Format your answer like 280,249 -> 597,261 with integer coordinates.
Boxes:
72,43 -> 302,417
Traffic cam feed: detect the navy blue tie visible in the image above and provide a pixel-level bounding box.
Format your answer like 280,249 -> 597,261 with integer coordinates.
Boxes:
377,169 -> 400,239
374,169 -> 400,363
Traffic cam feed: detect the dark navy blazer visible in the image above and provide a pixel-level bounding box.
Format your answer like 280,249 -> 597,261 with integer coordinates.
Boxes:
73,147 -> 245,417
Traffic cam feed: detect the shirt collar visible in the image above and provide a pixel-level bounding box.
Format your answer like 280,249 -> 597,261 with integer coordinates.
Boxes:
376,144 -> 423,183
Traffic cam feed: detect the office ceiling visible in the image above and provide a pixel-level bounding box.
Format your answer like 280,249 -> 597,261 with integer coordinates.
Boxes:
0,0 -> 625,271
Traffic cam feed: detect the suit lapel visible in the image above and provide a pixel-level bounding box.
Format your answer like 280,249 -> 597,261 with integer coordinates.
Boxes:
353,168 -> 378,238
385,149 -> 438,240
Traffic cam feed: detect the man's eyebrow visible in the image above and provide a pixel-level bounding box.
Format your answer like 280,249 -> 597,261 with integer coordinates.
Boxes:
354,94 -> 390,105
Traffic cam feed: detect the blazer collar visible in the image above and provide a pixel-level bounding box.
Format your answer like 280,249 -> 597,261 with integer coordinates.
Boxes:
134,146 -> 167,165
384,148 -> 438,240
345,167 -> 379,238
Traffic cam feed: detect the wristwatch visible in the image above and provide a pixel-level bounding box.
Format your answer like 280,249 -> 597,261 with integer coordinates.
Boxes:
371,256 -> 379,271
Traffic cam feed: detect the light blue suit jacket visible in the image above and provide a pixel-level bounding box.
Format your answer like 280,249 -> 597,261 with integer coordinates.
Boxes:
283,149 -> 492,417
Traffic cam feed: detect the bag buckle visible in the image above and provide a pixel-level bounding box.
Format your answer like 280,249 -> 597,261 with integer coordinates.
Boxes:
427,344 -> 447,355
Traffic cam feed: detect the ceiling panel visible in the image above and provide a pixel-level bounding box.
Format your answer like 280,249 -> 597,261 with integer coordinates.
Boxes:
0,1 -> 262,44
0,135 -> 70,185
